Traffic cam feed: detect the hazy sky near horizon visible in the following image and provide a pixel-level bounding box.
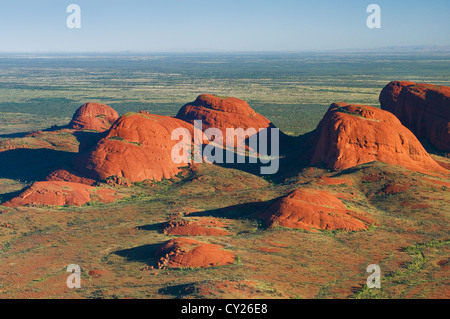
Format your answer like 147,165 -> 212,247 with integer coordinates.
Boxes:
0,0 -> 449,52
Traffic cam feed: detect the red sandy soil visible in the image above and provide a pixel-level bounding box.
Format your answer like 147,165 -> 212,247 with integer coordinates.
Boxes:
380,81 -> 450,151
257,247 -> 282,253
310,103 -> 447,175
361,172 -> 390,182
1,181 -> 119,207
155,238 -> 236,269
182,280 -> 289,298
422,177 -> 450,188
69,102 -> 119,132
88,269 -> 110,278
75,112 -> 197,183
260,188 -> 371,231
400,201 -> 432,209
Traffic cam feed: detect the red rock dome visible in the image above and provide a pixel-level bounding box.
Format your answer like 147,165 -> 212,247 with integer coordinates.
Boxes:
176,95 -> 274,147
309,103 -> 447,174
155,238 -> 236,269
75,112 -> 196,183
260,188 -> 371,231
69,102 -> 119,132
379,81 -> 450,151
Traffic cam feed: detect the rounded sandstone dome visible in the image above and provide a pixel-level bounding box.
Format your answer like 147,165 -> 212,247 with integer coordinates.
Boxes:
69,102 -> 119,132
309,103 -> 447,174
75,112 -> 196,183
176,94 -> 273,131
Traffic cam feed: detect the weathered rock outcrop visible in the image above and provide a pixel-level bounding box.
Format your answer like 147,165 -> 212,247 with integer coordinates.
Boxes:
379,81 -> 450,151
75,112 -> 196,183
46,169 -> 96,186
2,181 -> 117,207
69,102 -> 119,132
260,188 -> 371,231
310,103 -> 447,174
176,94 -> 275,149
177,94 -> 272,131
155,238 -> 236,269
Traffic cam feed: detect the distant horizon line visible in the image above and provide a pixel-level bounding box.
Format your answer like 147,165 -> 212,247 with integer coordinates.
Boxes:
0,45 -> 449,55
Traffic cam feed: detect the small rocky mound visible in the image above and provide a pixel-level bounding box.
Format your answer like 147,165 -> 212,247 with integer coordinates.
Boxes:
69,102 -> 119,132
260,188 -> 370,231
162,218 -> 231,236
310,103 -> 447,174
176,94 -> 274,148
75,112 -> 196,183
46,169 -> 96,186
1,181 -> 118,207
379,81 -> 450,151
155,238 -> 236,269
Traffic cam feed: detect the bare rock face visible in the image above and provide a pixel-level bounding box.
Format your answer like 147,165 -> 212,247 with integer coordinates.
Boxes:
45,169 -> 96,186
176,94 -> 272,130
176,94 -> 274,149
379,81 -> 450,151
1,181 -> 118,207
69,102 -> 119,132
309,103 -> 446,174
260,188 -> 371,231
155,238 -> 236,269
75,112 -> 196,183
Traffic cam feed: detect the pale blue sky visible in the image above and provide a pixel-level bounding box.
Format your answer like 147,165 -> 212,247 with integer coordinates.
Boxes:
0,0 -> 449,52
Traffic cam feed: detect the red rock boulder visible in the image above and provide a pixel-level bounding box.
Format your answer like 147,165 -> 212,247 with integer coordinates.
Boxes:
260,188 -> 371,231
46,169 -> 96,186
176,94 -> 274,149
310,103 -> 447,174
379,81 -> 450,151
155,238 -> 236,269
69,102 -> 119,132
75,112 -> 196,183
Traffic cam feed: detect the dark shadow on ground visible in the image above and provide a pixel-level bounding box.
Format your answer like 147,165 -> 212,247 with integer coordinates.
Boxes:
135,222 -> 165,232
114,243 -> 162,266
187,198 -> 278,223
158,283 -> 199,299
0,124 -> 70,139
0,132 -> 29,139
0,148 -> 77,182
209,129 -> 318,184
0,188 -> 28,204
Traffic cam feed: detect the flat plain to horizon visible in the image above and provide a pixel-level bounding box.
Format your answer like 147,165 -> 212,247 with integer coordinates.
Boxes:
1,52 -> 449,136
0,52 -> 449,299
